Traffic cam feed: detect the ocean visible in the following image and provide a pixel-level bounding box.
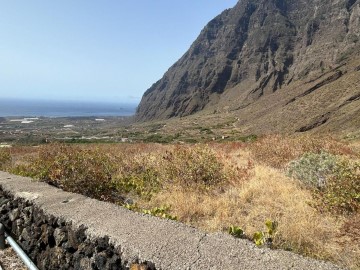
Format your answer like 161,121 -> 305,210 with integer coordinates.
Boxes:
0,99 -> 137,117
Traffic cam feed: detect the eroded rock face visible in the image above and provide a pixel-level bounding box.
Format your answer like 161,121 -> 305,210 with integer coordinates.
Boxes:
136,0 -> 360,121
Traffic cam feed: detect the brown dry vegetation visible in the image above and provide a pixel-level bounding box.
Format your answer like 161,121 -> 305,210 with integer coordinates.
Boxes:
0,136 -> 359,269
0,246 -> 27,270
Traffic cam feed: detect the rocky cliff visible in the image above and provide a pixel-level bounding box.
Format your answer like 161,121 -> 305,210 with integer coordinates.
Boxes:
136,0 -> 360,124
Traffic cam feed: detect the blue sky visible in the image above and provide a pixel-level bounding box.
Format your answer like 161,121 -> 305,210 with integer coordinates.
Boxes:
0,1 -> 238,104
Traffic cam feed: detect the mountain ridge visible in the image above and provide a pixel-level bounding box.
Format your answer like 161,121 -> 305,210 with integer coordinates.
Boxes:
135,0 -> 360,134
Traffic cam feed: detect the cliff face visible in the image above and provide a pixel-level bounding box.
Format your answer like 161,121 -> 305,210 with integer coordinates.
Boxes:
136,0 -> 360,121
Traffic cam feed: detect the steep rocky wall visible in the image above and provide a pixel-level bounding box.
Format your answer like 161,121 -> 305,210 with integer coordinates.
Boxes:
0,171 -> 343,270
135,0 -> 360,121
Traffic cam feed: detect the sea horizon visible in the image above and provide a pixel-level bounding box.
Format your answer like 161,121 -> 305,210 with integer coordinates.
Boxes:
0,98 -> 138,117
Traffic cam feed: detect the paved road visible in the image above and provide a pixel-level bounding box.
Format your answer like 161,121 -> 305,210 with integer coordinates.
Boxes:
0,171 -> 345,269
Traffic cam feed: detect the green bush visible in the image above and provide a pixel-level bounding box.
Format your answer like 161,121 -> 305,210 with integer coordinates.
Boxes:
287,152 -> 360,214
125,204 -> 177,220
253,220 -> 278,247
199,127 -> 214,134
286,152 -> 338,188
238,134 -> 257,143
143,134 -> 179,143
163,145 -> 228,189
11,144 -> 117,201
317,159 -> 360,214
228,225 -> 244,238
142,205 -> 177,220
9,144 -> 233,207
114,145 -> 230,197
0,148 -> 11,170
113,154 -> 161,200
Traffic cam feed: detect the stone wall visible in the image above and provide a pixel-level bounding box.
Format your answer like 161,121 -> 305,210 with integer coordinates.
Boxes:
0,171 -> 343,270
0,188 -> 137,270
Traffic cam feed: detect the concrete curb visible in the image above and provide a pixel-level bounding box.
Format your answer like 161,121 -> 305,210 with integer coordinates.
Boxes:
0,171 -> 343,269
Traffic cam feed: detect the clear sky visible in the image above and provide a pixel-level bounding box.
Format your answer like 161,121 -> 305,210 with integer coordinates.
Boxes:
0,1 -> 238,104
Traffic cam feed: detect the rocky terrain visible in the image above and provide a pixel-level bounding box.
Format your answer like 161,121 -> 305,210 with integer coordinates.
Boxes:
136,0 -> 360,134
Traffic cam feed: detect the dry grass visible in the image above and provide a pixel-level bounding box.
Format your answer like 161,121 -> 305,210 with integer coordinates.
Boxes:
135,138 -> 359,269
249,134 -> 355,168
141,166 -> 350,263
0,246 -> 27,270
1,136 -> 359,269
336,213 -> 360,269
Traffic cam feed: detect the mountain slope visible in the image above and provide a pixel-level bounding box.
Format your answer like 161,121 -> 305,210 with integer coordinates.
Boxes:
136,0 -> 360,132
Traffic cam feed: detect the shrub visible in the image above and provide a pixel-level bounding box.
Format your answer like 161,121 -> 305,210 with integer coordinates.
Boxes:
250,135 -> 354,168
250,135 -> 307,168
317,159 -> 360,214
11,144 -> 117,201
163,145 -> 229,189
142,205 -> 177,220
253,220 -> 278,247
144,134 -> 171,143
228,225 -> 244,238
287,152 -> 360,214
113,154 -> 162,200
238,134 -> 257,143
0,148 -> 11,170
286,152 -> 338,188
9,144 -> 234,202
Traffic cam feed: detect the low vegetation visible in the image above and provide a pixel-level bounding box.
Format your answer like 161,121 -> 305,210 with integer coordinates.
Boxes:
0,148 -> 11,170
0,135 -> 359,269
287,152 -> 360,214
